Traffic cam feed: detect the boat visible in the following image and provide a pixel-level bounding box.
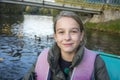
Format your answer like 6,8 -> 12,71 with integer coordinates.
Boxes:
96,51 -> 120,80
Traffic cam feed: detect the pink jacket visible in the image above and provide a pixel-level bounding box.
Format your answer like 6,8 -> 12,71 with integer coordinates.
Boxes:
35,48 -> 97,80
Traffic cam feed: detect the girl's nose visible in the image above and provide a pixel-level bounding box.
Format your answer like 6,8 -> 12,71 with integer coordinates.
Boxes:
64,33 -> 71,41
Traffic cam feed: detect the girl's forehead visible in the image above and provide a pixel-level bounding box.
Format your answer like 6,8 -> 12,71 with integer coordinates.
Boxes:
57,16 -> 76,22
57,17 -> 78,24
56,17 -> 80,28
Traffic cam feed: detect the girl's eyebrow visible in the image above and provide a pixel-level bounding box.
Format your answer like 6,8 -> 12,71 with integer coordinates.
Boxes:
56,28 -> 63,31
56,27 -> 80,31
72,28 -> 80,31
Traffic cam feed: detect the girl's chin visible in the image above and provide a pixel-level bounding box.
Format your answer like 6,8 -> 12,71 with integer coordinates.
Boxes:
62,49 -> 75,53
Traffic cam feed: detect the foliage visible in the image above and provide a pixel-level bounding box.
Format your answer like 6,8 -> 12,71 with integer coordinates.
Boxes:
0,3 -> 24,14
85,19 -> 120,34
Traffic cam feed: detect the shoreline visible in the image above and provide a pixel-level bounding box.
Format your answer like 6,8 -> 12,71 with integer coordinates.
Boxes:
85,19 -> 120,34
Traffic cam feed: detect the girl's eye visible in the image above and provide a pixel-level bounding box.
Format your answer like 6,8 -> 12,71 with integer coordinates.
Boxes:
57,31 -> 64,34
71,30 -> 78,33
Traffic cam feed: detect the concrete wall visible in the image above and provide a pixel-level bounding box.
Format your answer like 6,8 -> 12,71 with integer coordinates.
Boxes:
89,10 -> 120,23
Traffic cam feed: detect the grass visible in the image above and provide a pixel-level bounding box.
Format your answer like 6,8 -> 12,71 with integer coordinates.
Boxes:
85,19 -> 120,34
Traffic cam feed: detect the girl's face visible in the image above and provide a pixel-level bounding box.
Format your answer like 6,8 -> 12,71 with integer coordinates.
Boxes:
54,17 -> 84,54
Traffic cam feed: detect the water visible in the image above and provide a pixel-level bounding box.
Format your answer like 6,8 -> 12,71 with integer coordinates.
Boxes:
86,29 -> 120,55
0,15 -> 54,80
0,15 -> 120,80
23,15 -> 54,38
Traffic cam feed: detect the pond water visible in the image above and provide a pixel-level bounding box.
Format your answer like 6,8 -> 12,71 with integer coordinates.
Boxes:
86,29 -> 120,55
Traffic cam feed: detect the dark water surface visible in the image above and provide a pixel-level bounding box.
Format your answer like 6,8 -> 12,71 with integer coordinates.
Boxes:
86,29 -> 120,56
0,34 -> 54,80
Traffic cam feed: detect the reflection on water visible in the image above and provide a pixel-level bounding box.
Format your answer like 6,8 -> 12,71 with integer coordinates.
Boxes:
86,29 -> 120,55
23,15 -> 53,38
0,14 -> 24,35
0,15 -> 120,79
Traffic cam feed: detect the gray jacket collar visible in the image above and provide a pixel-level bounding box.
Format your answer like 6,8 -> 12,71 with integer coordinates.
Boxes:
47,42 -> 85,79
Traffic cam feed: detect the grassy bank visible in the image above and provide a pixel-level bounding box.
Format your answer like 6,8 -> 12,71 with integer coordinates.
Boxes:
85,19 -> 120,34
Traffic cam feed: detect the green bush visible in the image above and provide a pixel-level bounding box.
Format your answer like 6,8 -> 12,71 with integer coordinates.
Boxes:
85,19 -> 120,33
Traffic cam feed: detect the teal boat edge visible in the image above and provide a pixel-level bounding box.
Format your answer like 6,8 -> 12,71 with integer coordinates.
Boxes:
95,51 -> 120,80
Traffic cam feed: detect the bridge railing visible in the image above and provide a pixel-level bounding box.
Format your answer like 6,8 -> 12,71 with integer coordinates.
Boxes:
55,0 -> 120,10
0,0 -> 102,14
